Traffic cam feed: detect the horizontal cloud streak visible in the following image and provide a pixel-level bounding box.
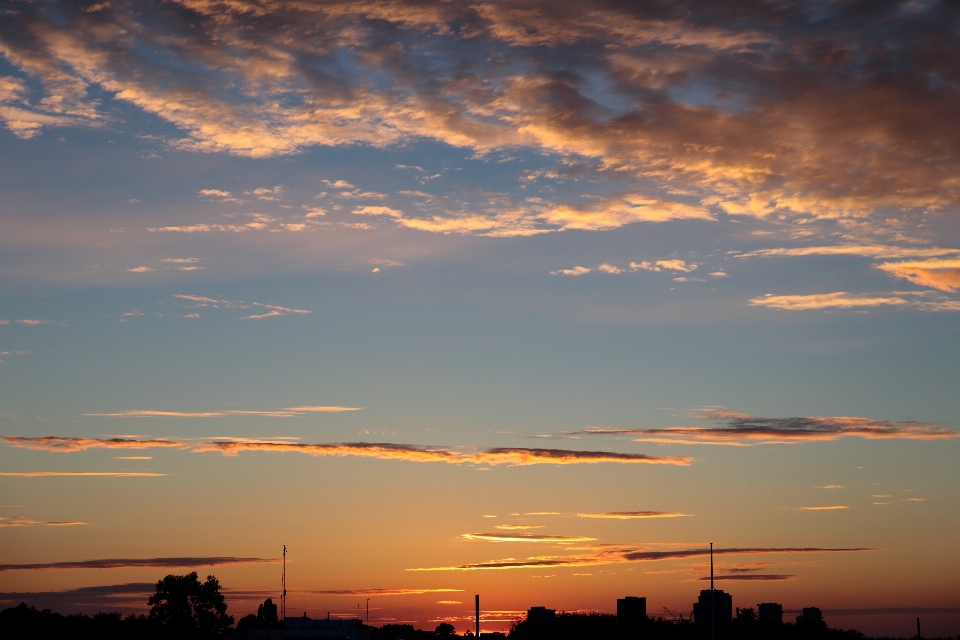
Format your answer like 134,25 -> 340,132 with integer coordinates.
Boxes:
310,588 -> 462,597
577,511 -> 691,519
696,574 -> 793,581
408,546 -> 875,571
576,413 -> 958,446
0,472 -> 167,477
461,533 -> 597,543
0,557 -> 276,572
3,436 -> 689,466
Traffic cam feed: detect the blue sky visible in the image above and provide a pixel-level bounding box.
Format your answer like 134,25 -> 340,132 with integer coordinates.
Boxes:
2,1 -> 959,635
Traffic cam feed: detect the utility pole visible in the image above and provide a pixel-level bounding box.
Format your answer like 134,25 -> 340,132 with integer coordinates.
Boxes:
367,598 -> 370,625
282,545 -> 287,622
710,542 -> 715,640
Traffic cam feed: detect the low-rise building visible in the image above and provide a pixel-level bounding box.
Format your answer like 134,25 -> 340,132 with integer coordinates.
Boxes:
617,596 -> 647,620
758,603 -> 783,624
692,590 -> 732,625
796,607 -> 823,625
526,607 -> 556,621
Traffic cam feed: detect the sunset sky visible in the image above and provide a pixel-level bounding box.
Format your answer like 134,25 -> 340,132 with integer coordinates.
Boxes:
1,0 -> 959,636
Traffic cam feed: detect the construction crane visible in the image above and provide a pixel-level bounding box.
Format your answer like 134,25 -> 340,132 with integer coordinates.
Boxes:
663,607 -> 686,622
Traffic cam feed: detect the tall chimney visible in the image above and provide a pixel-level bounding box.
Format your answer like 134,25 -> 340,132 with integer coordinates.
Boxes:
475,595 -> 480,637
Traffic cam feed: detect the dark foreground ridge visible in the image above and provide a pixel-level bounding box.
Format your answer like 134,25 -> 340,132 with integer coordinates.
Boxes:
0,573 -> 954,640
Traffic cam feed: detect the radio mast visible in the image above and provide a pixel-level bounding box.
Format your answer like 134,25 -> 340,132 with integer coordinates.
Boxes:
282,545 -> 287,622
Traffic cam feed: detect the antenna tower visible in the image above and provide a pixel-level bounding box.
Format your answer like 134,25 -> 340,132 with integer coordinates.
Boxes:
282,545 -> 287,622
710,542 -> 715,640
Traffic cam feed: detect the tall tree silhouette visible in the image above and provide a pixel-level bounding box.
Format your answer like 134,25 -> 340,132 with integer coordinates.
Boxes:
148,572 -> 234,638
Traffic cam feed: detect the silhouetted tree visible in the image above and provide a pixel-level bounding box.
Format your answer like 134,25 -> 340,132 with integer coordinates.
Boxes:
258,598 -> 279,626
435,622 -> 457,638
148,572 -> 234,638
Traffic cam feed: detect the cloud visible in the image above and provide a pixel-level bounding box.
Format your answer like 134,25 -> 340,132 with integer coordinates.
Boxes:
126,266 -> 154,273
797,506 -> 849,511
550,266 -> 591,276
576,512 -> 691,519
83,410 -> 301,418
749,292 -> 907,310
3,436 -> 690,466
408,546 -> 875,571
738,245 -> 960,259
0,472 -> 166,477
461,533 -> 597,543
283,406 -> 362,412
696,574 -> 793,581
2,435 -> 187,452
630,260 -> 697,273
494,525 -> 543,530
198,189 -> 243,203
750,291 -> 960,312
16,318 -> 49,325
160,258 -> 200,264
3,0 -> 958,246
0,517 -> 88,528
576,413 -> 958,445
0,583 -> 156,613
309,588 -> 462,597
0,557 -> 275,572
875,258 -> 960,292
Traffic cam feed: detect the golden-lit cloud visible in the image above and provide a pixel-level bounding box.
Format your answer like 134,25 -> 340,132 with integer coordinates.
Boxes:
85,410 -> 299,418
738,245 -> 960,259
749,292 -> 908,311
0,517 -> 89,528
408,545 -> 876,571
494,525 -> 544,530
461,533 -> 597,543
577,414 -> 958,446
1,436 -> 186,452
875,258 -> 960,292
3,436 -> 690,466
797,506 -> 849,511
0,557 -> 275,572
4,0 -> 954,244
0,472 -> 167,477
283,406 -> 361,412
576,511 -> 691,519
696,574 -> 793,581
308,588 -> 462,597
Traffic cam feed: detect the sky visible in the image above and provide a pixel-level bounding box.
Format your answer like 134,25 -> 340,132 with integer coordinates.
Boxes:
1,0 -> 959,636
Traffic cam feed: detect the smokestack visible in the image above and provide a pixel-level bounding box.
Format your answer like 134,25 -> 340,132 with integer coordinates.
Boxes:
710,543 -> 715,640
917,618 -> 921,639
475,595 -> 480,637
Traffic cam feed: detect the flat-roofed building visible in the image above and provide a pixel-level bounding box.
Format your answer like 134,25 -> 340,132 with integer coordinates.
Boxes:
692,590 -> 732,625
526,607 -> 555,621
758,603 -> 783,624
617,596 -> 647,620
796,607 -> 823,625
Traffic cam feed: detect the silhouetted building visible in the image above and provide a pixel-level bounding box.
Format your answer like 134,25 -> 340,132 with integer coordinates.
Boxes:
692,590 -> 732,625
527,607 -> 556,621
758,603 -> 783,624
617,597 -> 647,620
249,617 -> 370,640
796,608 -> 822,625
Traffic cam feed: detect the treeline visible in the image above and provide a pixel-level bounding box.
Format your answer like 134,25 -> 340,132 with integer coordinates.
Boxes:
0,575 -> 944,640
